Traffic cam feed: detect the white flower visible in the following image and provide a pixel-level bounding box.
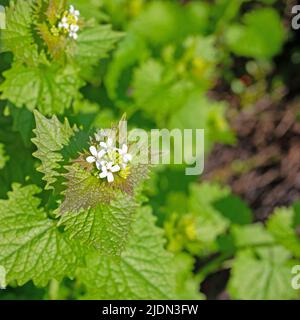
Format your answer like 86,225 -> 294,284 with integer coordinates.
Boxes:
57,5 -> 80,40
118,144 -> 132,164
99,138 -> 114,154
69,30 -> 78,40
70,24 -> 79,33
99,161 -> 121,183
58,17 -> 69,29
69,5 -> 80,19
86,146 -> 105,169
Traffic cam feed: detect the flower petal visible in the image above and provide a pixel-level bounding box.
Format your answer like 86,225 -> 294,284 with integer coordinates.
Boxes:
96,161 -> 102,170
98,149 -> 106,159
124,154 -> 132,162
107,138 -> 113,147
100,142 -> 107,149
86,156 -> 95,163
111,165 -> 120,173
89,146 -> 98,157
106,162 -> 113,170
99,171 -> 107,179
107,172 -> 114,183
122,144 -> 128,153
100,161 -> 107,168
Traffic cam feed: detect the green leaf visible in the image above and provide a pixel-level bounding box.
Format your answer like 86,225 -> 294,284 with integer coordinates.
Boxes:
267,208 -> 300,258
32,110 -> 75,190
59,158 -> 149,214
169,93 -> 235,152
213,195 -> 252,225
173,253 -> 204,300
9,105 -> 35,147
164,183 -> 231,256
71,0 -> 107,23
225,8 -> 285,59
231,223 -> 275,248
0,265 -> 6,289
76,25 -> 123,67
0,184 -> 84,287
0,63 -> 83,114
0,0 -> 38,63
228,246 -> 297,300
59,192 -> 138,255
184,183 -> 230,254
132,59 -> 193,125
79,207 -> 176,299
293,202 -> 300,227
105,33 -> 149,101
0,142 -> 9,169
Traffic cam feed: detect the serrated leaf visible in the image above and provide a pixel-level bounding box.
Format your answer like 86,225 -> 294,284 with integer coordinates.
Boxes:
59,192 -> 138,255
79,207 -> 176,299
76,25 -> 123,67
0,0 -> 38,63
59,159 -> 149,215
32,110 -> 75,190
267,208 -> 300,258
0,63 -> 83,114
228,246 -> 297,300
0,184 -> 84,287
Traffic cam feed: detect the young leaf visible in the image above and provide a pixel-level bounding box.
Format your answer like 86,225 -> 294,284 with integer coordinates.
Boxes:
59,158 -> 149,214
32,110 -> 75,190
79,207 -> 176,299
59,192 -> 138,255
0,184 -> 84,287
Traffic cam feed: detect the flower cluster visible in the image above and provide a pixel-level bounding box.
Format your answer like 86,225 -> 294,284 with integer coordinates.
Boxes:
86,138 -> 133,183
57,5 -> 80,40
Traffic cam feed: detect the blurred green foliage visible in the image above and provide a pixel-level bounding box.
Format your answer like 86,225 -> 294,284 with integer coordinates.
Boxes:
0,0 -> 299,300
